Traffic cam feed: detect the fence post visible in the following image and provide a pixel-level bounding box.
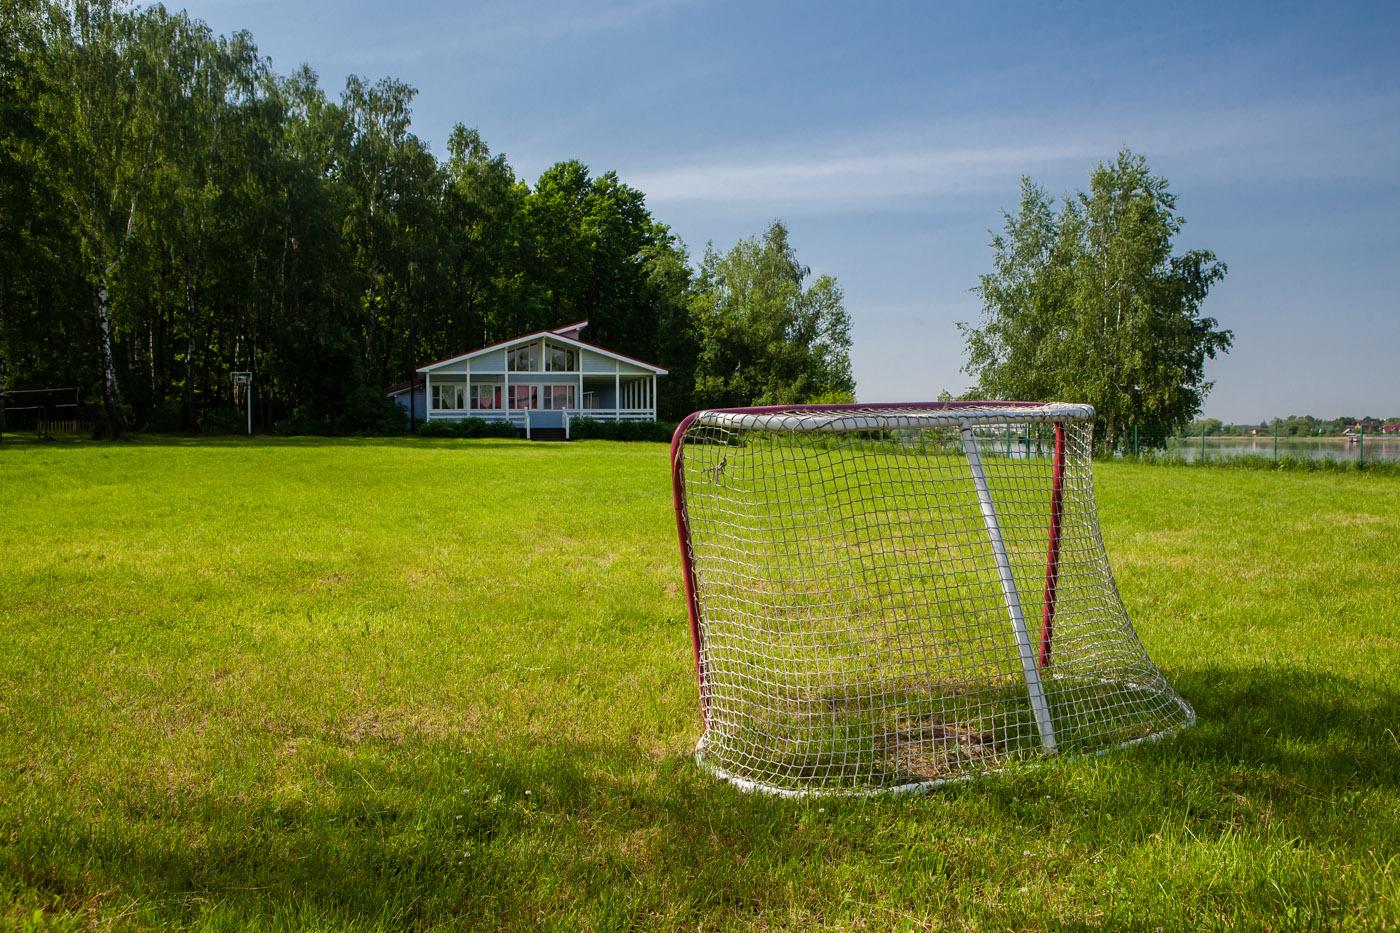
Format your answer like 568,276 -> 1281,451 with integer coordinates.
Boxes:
1200,423 -> 1206,462
1273,422 -> 1278,463
1359,429 -> 1365,469
1133,425 -> 1138,456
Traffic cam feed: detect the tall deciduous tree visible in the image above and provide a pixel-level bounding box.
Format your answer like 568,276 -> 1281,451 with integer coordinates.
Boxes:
440,125 -> 526,352
32,0 -> 180,436
691,220 -> 854,408
960,150 -> 1230,449
337,75 -> 444,387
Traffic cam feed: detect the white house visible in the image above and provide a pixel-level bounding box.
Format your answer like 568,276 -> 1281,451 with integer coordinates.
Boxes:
389,321 -> 667,437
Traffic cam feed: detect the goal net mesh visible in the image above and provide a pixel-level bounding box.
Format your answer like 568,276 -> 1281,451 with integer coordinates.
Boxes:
671,403 -> 1194,795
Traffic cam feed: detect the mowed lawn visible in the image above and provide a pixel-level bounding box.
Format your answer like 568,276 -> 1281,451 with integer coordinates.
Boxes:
1,437 -> 1397,930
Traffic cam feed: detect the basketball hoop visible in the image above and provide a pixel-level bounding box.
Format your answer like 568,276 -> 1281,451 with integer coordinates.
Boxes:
231,372 -> 252,435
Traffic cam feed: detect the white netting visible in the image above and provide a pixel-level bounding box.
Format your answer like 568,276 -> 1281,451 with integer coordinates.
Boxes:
672,403 -> 1194,796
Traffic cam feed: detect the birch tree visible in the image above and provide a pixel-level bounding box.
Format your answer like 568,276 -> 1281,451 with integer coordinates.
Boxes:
32,0 -> 178,436
961,150 -> 1231,450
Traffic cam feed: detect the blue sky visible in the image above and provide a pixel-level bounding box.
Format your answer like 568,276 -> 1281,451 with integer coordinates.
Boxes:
176,0 -> 1399,421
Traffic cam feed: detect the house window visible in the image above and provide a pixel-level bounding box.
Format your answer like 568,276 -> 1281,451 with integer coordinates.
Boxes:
473,384 -> 501,410
507,344 -> 540,372
432,383 -> 465,410
508,385 -> 539,409
543,384 -> 576,409
545,344 -> 577,372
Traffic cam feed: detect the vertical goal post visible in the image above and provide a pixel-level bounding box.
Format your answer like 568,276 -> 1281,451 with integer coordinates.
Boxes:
670,402 -> 1195,796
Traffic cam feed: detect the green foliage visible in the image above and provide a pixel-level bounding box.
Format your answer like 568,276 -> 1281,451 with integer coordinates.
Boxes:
0,440 -> 1396,927
0,1 -> 707,435
340,384 -> 407,435
415,419 -> 457,438
690,221 -> 855,409
417,417 -> 517,439
1170,453 -> 1400,476
274,405 -> 333,437
273,387 -> 406,436
568,417 -> 676,442
961,151 -> 1231,451
1250,414 -> 1399,437
2,3 -> 853,436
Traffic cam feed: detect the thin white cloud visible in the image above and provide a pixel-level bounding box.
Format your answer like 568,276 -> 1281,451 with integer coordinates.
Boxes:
628,142 -> 1104,205
624,94 -> 1400,208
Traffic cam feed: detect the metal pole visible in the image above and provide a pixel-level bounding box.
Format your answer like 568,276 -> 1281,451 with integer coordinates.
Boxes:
1359,428 -> 1365,468
1039,422 -> 1066,670
1201,423 -> 1206,462
1133,425 -> 1138,456
246,381 -> 252,435
1273,422 -> 1278,463
960,425 -> 1058,754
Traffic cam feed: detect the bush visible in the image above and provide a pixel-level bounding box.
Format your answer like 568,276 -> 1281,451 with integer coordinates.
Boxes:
200,407 -> 248,436
417,419 -> 459,438
569,418 -> 676,442
418,418 -> 519,439
341,385 -> 407,435
274,386 -> 406,437
275,405 -> 333,437
142,400 -> 184,434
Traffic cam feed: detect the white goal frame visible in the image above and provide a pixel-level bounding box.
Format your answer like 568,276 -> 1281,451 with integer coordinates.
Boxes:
670,402 -> 1194,796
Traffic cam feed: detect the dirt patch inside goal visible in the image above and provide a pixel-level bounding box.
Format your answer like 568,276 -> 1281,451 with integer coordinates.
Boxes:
875,715 -> 1005,782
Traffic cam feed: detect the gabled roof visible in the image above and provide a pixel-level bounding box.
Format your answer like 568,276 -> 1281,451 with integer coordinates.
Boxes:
416,326 -> 668,375
550,320 -> 589,339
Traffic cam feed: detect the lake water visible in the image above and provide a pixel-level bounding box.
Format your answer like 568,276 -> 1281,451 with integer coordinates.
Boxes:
1150,435 -> 1400,465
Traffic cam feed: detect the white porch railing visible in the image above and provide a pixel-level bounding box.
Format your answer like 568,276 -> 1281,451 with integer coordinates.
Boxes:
427,407 -> 655,424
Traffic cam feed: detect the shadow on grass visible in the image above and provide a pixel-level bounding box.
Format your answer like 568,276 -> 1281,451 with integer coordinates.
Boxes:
0,434 -> 667,453
0,433 -> 541,450
6,665 -> 1397,927
1171,665 -> 1400,787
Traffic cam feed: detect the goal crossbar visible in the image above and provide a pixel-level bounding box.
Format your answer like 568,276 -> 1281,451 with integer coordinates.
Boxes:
694,401 -> 1094,433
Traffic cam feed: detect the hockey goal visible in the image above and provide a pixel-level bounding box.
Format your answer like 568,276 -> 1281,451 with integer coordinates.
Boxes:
670,402 -> 1194,796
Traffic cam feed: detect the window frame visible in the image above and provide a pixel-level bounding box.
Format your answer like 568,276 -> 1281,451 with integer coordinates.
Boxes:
508,384 -> 539,409
543,384 -> 576,410
473,384 -> 502,410
432,383 -> 465,410
507,344 -> 540,372
545,343 -> 578,373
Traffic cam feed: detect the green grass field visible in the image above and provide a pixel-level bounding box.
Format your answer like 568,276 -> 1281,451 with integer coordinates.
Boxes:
1,437 -> 1397,929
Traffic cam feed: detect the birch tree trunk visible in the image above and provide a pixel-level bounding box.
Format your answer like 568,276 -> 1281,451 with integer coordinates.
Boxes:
181,270 -> 200,433
95,269 -> 124,438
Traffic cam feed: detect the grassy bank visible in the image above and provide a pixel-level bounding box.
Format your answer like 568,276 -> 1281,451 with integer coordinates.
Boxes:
1,438 -> 1397,929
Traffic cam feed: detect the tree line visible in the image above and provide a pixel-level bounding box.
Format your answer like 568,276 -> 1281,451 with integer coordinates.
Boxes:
0,0 -> 854,437
1191,415 -> 1400,437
